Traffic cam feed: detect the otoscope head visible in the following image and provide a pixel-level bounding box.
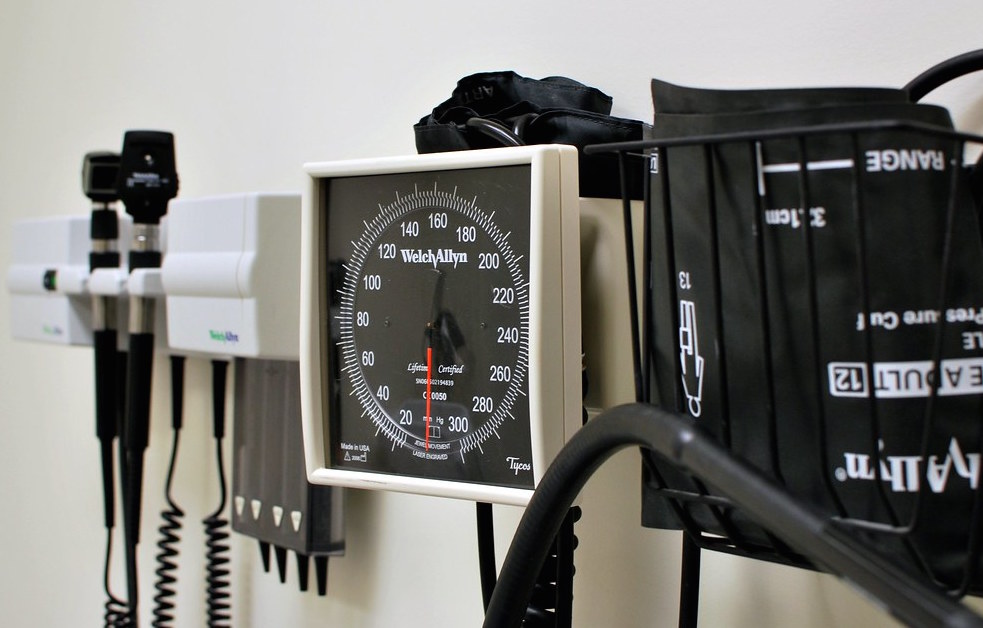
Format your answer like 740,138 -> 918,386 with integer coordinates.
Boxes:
117,130 -> 178,225
82,151 -> 121,205
84,151 -> 122,261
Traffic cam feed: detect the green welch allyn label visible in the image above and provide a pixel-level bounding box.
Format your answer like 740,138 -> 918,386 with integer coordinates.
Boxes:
209,329 -> 239,343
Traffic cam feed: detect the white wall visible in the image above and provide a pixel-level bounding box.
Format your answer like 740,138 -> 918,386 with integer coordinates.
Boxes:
3,1 -> 983,626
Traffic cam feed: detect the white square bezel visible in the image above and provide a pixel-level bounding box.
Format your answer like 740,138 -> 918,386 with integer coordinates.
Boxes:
299,146 -> 580,506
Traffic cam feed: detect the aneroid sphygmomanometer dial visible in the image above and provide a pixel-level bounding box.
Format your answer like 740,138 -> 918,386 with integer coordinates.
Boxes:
301,146 -> 582,505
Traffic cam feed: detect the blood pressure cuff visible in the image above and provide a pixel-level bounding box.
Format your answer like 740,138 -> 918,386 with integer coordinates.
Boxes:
414,71 -> 648,199
642,79 -> 983,591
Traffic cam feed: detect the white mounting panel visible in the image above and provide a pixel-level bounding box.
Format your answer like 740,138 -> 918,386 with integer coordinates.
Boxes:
7,215 -> 131,345
162,192 -> 301,359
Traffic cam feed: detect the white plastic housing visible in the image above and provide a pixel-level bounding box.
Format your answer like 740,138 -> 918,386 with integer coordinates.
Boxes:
300,146 -> 582,506
7,216 -> 93,345
162,192 -> 301,359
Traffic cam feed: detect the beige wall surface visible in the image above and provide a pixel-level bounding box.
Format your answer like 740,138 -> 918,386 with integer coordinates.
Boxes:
3,2 -> 983,626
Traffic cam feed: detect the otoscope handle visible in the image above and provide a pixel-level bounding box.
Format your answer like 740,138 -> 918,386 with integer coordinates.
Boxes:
94,330 -> 118,441
125,331 -> 155,453
89,207 -> 120,245
93,329 -> 118,529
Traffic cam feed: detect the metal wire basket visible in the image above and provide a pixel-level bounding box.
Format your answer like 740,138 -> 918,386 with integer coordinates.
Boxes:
586,116 -> 983,601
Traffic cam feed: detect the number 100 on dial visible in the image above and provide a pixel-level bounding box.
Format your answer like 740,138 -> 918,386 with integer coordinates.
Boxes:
301,146 -> 582,506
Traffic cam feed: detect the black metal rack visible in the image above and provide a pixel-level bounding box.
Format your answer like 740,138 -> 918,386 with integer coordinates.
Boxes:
484,404 -> 983,628
574,118 -> 983,626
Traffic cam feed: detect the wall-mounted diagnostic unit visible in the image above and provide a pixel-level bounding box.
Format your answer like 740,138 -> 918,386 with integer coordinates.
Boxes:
7,216 -> 107,345
301,145 -> 582,506
162,192 -> 301,359
162,192 -> 345,596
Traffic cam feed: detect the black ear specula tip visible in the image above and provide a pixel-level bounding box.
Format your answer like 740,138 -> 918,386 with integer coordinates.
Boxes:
296,553 -> 310,592
259,541 -> 271,573
315,556 -> 328,596
275,545 -> 288,583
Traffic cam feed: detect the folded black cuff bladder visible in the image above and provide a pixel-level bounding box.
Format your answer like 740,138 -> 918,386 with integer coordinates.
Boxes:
635,55 -> 983,592
414,70 -> 649,199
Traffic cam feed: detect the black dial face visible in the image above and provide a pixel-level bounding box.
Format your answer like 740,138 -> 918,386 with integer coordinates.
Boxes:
321,165 -> 536,489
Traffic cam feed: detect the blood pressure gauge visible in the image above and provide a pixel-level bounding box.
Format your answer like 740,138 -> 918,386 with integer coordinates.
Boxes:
300,146 -> 582,505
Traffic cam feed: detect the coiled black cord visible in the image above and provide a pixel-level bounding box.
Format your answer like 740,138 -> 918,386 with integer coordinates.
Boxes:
203,444 -> 231,626
104,529 -> 131,627
104,598 -> 131,627
152,354 -> 186,627
152,496 -> 183,627
204,360 -> 231,627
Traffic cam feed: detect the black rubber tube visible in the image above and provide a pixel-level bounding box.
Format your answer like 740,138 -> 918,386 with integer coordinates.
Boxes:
476,502 -> 497,612
483,404 -> 983,628
465,117 -> 524,147
677,533 -> 701,628
905,49 -> 983,103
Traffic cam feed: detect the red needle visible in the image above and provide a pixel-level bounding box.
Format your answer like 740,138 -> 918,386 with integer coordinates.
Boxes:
425,345 -> 432,451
